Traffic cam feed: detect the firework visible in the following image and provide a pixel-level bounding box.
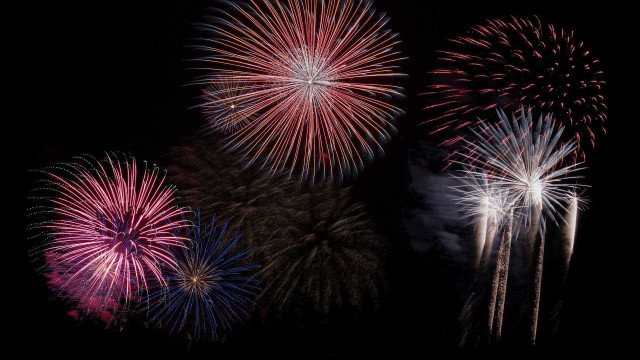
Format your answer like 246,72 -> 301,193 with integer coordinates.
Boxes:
490,208 -> 514,342
194,0 -> 405,181
451,171 -> 512,269
147,210 -> 260,342
165,139 -> 385,315
33,154 -> 188,319
165,135 -> 298,236
201,72 -> 255,135
562,194 -> 580,260
253,186 -> 386,314
462,108 -> 583,224
460,108 -> 585,344
425,16 -> 606,161
451,171 -> 516,341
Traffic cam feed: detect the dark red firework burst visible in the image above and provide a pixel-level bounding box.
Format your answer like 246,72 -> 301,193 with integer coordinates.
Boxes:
424,16 -> 606,161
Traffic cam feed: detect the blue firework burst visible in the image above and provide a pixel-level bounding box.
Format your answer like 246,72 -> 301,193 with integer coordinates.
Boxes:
148,209 -> 260,341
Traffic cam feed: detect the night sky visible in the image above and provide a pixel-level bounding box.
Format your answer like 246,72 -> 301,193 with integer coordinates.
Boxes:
14,1 -> 633,357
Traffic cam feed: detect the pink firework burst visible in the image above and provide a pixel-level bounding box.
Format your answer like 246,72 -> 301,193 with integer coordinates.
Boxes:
424,16 -> 606,161
39,154 -> 189,319
194,0 -> 405,181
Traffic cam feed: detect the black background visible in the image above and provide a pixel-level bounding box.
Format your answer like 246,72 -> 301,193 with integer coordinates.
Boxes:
13,1 -> 633,357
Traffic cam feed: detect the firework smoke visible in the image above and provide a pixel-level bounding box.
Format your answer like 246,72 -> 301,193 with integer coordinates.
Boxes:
194,0 -> 405,181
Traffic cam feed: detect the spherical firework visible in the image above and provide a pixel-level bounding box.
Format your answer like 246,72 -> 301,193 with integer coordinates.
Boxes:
33,154 -> 189,319
147,209 -> 260,342
201,72 -> 255,135
425,16 -> 606,161
252,186 -> 386,315
194,0 -> 405,181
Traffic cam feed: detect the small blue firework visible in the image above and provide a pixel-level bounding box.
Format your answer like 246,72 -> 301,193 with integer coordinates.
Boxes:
148,209 -> 260,342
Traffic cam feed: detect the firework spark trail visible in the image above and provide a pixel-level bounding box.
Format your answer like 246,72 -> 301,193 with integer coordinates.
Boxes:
33,154 -> 189,317
530,222 -> 546,344
451,171 -> 513,340
479,214 -> 498,270
475,211 -> 488,268
194,0 -> 405,181
563,195 -> 579,262
525,203 -> 543,265
424,16 -> 606,162
492,208 -> 514,342
487,253 -> 499,339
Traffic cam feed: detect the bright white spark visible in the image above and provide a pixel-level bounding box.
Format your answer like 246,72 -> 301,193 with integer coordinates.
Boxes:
451,171 -> 514,226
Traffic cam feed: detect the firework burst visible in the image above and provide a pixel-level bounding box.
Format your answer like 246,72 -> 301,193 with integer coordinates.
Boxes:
451,171 -> 514,268
425,16 -> 606,160
194,0 -> 405,181
253,186 -> 387,315
165,135 -> 298,235
32,154 -> 188,319
451,170 -> 517,342
459,108 -> 586,344
461,108 -> 584,224
201,72 -> 255,135
147,210 -> 260,342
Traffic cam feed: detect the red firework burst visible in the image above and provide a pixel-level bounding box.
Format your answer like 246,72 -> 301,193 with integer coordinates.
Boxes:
424,16 -> 606,161
195,0 -> 405,181
40,154 -> 188,318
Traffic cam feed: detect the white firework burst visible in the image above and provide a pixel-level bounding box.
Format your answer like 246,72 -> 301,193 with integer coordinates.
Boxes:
460,108 -> 585,226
